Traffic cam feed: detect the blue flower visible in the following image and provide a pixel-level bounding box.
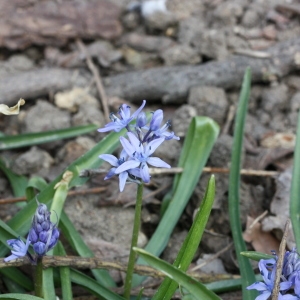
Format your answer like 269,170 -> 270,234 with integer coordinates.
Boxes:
29,203 -> 60,256
115,132 -> 170,183
4,236 -> 30,262
99,150 -> 141,192
146,109 -> 179,141
247,259 -> 292,300
98,100 -> 146,133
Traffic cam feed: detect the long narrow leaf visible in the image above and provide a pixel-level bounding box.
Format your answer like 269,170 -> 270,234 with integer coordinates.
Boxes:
153,175 -> 216,299
59,211 -> 115,287
0,295 -> 44,300
134,248 -> 221,300
290,110 -> 300,249
133,117 -> 219,286
70,269 -> 125,300
55,243 -> 72,300
228,67 -> 256,299
0,268 -> 33,291
0,124 -> 98,150
0,158 -> 28,197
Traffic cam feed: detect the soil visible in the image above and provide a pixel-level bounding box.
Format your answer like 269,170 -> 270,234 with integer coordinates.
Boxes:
1,0 -> 300,298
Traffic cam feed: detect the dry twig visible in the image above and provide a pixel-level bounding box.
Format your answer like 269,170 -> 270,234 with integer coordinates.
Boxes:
272,219 -> 290,300
76,39 -> 110,122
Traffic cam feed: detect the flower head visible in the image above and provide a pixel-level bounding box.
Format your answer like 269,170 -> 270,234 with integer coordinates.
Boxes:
4,236 -> 30,262
115,132 -> 170,183
29,203 -> 60,256
98,100 -> 146,133
99,150 -> 141,192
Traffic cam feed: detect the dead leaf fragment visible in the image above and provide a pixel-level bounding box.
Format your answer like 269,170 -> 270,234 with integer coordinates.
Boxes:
243,216 -> 280,254
0,98 -> 25,115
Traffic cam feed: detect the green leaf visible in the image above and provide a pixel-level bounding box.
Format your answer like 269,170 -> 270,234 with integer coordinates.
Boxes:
26,176 -> 48,201
134,248 -> 221,300
70,269 -> 125,300
205,274 -> 262,294
2,277 -> 26,293
0,158 -> 28,197
54,242 -> 73,300
228,67 -> 256,299
0,295 -> 44,300
0,268 -> 33,291
0,130 -> 124,287
153,175 -> 216,300
0,124 -> 98,150
290,110 -> 300,250
240,251 -> 273,261
42,267 -> 56,300
133,117 -> 219,286
59,211 -> 115,287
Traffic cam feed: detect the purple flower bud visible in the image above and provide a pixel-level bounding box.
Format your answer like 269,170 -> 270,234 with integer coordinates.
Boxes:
35,223 -> 43,233
41,221 -> 50,231
39,231 -> 49,243
28,228 -> 38,243
48,228 -> 60,249
136,112 -> 147,128
150,110 -> 163,131
33,242 -> 46,256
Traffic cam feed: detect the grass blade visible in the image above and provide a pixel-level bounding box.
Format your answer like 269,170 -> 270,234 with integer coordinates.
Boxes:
133,117 -> 219,286
0,124 -> 98,150
0,158 -> 28,197
0,268 -> 33,291
290,110 -> 300,249
0,295 -> 44,300
59,211 -> 116,287
70,269 -> 125,300
228,67 -> 256,299
153,175 -> 216,299
134,248 -> 221,300
54,242 -> 73,300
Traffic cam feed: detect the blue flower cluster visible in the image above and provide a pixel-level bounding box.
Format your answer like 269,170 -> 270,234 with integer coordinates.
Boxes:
4,202 -> 59,262
247,248 -> 300,300
98,100 -> 179,192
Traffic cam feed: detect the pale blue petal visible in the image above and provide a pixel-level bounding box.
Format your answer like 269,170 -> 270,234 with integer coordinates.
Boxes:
4,254 -> 19,262
115,160 -> 140,174
119,172 -> 128,192
256,292 -> 271,300
247,282 -> 267,291
104,167 -> 117,179
127,132 -> 143,152
147,157 -> 171,168
119,104 -> 131,120
120,149 -> 128,160
150,109 -> 163,131
120,136 -> 136,156
98,122 -> 120,132
99,154 -> 118,167
140,162 -> 150,183
129,168 -> 141,178
131,100 -> 146,120
146,138 -> 165,155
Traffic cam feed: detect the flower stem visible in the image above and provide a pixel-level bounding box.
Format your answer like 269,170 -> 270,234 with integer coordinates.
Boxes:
34,257 -> 43,298
124,183 -> 144,299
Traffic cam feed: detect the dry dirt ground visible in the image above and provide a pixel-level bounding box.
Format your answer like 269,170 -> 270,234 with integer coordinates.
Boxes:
1,0 -> 300,298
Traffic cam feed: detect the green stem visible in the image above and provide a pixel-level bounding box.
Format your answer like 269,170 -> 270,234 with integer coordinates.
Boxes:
124,183 -> 144,299
34,258 -> 43,298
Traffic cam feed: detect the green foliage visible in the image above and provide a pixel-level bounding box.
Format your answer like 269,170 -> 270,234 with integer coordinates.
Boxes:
228,67 -> 256,299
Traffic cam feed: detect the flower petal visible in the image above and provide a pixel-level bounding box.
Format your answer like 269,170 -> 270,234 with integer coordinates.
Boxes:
150,109 -> 163,131
119,172 -> 128,192
147,157 -> 170,168
120,136 -> 136,157
146,137 -> 165,155
99,154 -> 118,167
127,132 -> 143,152
115,160 -> 140,174
4,254 -> 19,262
131,100 -> 146,120
140,162 -> 150,183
